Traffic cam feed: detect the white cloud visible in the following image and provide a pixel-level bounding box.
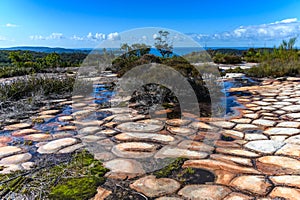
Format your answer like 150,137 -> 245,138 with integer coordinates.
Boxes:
86,32 -> 106,41
190,18 -> 300,43
29,35 -> 45,40
48,33 -> 64,39
95,33 -> 106,40
70,35 -> 84,41
274,18 -> 298,24
107,32 -> 120,41
5,23 -> 18,28
29,33 -> 64,40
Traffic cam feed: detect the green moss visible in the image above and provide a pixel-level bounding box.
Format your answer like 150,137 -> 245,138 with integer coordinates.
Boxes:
49,177 -> 104,200
154,157 -> 188,178
0,150 -> 109,199
47,150 -> 109,200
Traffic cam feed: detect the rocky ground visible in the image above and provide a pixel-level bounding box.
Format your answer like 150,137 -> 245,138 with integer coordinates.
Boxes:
1,75 -> 300,199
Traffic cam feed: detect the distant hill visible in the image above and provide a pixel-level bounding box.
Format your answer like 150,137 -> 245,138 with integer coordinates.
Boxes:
0,46 -> 91,54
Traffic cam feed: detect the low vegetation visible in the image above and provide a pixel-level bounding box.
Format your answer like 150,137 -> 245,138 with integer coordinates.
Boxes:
0,150 -> 109,200
0,75 -> 75,101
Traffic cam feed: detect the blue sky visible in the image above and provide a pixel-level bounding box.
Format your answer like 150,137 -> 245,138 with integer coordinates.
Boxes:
1,0 -> 300,48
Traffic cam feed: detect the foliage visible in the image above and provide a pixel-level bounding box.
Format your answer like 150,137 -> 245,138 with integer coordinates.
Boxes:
245,37 -> 300,77
0,75 -> 75,101
213,53 -> 242,64
0,150 -> 109,199
48,151 -> 109,200
154,30 -> 173,58
242,48 -> 262,62
183,51 -> 212,63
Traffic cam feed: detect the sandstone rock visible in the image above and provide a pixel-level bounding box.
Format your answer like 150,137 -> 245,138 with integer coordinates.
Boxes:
285,135 -> 300,144
177,140 -> 214,152
114,142 -> 157,152
100,107 -> 132,114
270,175 -> 300,188
214,170 -> 236,185
216,148 -> 260,157
0,146 -> 22,159
116,122 -> 163,133
0,153 -> 32,164
215,140 -> 241,148
167,127 -> 196,136
223,192 -> 252,200
275,143 -> 300,157
130,175 -> 181,198
178,185 -> 231,200
252,119 -> 276,127
94,152 -> 115,161
23,133 -> 52,141
113,114 -> 146,122
155,146 -> 208,159
230,118 -> 252,124
188,122 -> 215,130
285,113 -> 300,119
281,105 -> 300,112
97,139 -> 115,147
183,159 -> 260,174
115,132 -> 175,144
32,115 -> 55,121
52,132 -> 74,139
210,121 -> 236,129
72,103 -> 87,108
256,156 -> 300,175
37,138 -> 77,154
269,187 -> 300,200
21,162 -> 35,170
234,124 -> 260,131
4,123 -> 32,130
81,135 -> 104,142
11,128 -> 41,137
111,142 -> 157,159
244,140 -> 284,154
138,119 -> 165,126
0,164 -> 23,174
252,101 -> 271,106
221,130 -> 244,140
166,119 -> 191,126
244,133 -> 268,141
243,113 -> 260,119
210,154 -> 252,166
57,143 -> 85,154
0,136 -> 12,143
276,121 -> 300,128
103,158 -> 145,179
230,175 -> 272,195
270,135 -> 288,142
97,129 -> 118,136
73,120 -> 104,127
39,109 -> 60,115
264,127 -> 300,136
92,187 -> 112,200
78,126 -> 101,135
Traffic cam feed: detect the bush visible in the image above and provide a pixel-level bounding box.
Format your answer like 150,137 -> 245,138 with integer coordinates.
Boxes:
213,53 -> 242,64
0,75 -> 75,101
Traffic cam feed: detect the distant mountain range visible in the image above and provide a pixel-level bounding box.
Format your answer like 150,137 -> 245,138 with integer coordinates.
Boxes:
0,46 -> 263,54
0,46 -> 92,53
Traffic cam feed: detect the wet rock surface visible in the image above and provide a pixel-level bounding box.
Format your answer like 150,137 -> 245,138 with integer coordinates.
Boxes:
1,76 -> 300,199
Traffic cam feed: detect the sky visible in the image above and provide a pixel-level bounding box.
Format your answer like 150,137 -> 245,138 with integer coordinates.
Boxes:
0,0 -> 300,48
